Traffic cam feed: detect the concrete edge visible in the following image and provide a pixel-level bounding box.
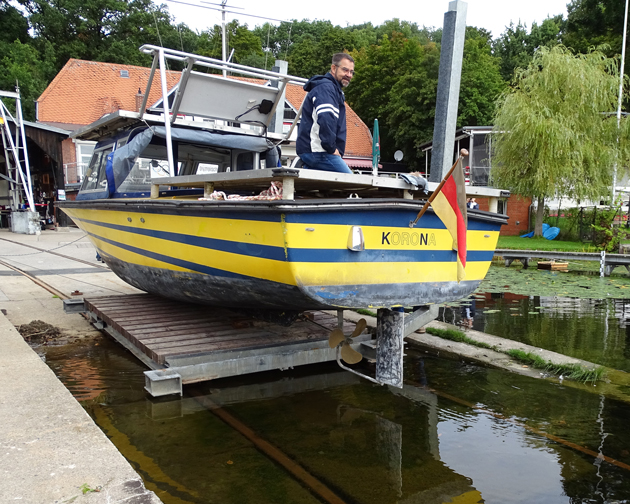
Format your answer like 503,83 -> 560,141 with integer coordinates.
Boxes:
0,311 -> 163,503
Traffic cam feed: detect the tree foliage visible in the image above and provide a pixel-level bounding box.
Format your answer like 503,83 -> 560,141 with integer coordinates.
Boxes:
491,46 -> 629,235
493,17 -> 564,82
197,20 -> 263,67
563,0 -> 627,57
346,27 -> 505,168
345,33 -> 426,164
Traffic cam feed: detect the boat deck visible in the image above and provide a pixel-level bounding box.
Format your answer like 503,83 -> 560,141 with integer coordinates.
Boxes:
154,167 -> 432,200
79,294 -> 373,396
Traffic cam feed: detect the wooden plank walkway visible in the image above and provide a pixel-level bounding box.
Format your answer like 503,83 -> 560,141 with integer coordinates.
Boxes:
84,294 -> 351,366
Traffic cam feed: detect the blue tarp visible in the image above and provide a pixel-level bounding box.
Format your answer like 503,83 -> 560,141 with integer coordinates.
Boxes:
520,223 -> 551,238
543,226 -> 560,240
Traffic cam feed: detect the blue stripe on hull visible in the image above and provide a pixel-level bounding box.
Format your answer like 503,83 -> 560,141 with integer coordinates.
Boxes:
76,217 -> 496,264
88,227 -> 494,273
93,232 -> 253,280
77,217 -> 286,260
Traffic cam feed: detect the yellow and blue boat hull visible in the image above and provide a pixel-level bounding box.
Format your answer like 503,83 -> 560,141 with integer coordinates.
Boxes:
58,198 -> 506,310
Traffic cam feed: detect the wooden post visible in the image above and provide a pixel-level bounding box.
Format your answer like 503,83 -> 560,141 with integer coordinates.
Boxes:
283,177 -> 295,200
204,182 -> 214,199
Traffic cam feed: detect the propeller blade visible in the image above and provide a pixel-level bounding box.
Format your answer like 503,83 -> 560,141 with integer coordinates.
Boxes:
340,342 -> 363,364
328,328 -> 345,348
350,318 -> 368,338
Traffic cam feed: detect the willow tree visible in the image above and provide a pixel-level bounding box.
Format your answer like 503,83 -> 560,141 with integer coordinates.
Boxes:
491,45 -> 630,236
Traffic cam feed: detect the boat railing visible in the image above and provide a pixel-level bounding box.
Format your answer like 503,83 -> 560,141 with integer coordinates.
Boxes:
138,45 -> 308,177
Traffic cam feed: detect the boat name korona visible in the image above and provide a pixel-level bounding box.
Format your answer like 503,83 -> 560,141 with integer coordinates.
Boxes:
382,231 -> 436,246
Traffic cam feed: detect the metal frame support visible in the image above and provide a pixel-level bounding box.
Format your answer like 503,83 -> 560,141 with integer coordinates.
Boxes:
0,89 -> 35,212
335,305 -> 438,389
145,370 -> 183,397
157,48 -> 175,177
375,309 -> 405,388
403,305 -> 440,336
62,298 -> 86,314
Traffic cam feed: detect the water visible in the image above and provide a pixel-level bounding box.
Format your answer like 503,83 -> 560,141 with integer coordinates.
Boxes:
39,327 -> 630,504
439,294 -> 630,373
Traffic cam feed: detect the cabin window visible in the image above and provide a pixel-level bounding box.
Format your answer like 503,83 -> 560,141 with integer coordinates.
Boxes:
234,151 -> 261,171
117,158 -> 177,193
236,152 -> 254,171
81,146 -> 112,192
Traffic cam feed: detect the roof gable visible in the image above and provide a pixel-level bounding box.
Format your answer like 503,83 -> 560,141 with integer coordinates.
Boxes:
37,59 -> 180,127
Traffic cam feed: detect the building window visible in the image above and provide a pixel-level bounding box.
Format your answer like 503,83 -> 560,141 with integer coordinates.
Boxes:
497,198 -> 507,215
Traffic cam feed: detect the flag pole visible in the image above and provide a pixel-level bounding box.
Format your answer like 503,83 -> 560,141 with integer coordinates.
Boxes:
409,148 -> 468,228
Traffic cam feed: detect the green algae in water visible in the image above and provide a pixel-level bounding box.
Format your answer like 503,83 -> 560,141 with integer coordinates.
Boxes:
480,264 -> 630,299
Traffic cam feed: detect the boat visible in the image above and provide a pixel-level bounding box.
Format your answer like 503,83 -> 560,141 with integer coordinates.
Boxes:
57,45 -> 507,314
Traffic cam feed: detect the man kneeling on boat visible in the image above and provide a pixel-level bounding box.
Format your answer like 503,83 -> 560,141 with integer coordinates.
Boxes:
296,53 -> 354,174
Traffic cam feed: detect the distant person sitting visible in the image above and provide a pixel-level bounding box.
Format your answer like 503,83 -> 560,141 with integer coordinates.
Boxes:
296,53 -> 354,174
467,198 -> 479,210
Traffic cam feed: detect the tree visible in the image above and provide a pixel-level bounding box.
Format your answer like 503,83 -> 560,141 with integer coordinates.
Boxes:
197,20 -> 263,68
0,3 -> 31,45
383,40 -> 440,167
493,18 -> 564,82
348,27 -> 505,169
0,40 -> 54,120
288,25 -> 356,77
491,46 -> 629,236
458,28 -> 507,126
563,0 -> 627,57
14,0 -> 198,72
345,32 -> 425,163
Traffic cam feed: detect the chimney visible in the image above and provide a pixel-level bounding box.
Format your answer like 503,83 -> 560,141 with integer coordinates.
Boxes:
135,88 -> 145,113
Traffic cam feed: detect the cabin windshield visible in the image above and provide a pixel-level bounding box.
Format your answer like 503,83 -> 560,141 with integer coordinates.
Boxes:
78,126 -> 277,198
80,146 -> 113,192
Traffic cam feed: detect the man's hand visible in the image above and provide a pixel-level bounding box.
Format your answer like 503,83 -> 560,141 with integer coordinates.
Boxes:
333,149 -> 341,156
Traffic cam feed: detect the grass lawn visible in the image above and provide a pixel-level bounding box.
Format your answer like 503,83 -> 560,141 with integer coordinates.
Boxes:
497,235 -> 600,252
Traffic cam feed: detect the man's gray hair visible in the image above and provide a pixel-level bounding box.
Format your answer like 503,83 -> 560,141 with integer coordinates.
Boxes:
332,53 -> 354,66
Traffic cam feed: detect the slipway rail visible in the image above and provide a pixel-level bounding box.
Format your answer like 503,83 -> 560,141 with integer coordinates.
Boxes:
495,249 -> 630,276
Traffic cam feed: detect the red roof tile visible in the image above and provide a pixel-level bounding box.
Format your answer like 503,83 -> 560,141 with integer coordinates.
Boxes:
37,59 -> 180,127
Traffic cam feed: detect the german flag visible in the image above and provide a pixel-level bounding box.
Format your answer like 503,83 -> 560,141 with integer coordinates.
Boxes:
430,158 -> 468,282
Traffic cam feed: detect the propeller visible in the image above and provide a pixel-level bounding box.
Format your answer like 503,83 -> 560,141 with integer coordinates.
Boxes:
328,318 -> 367,364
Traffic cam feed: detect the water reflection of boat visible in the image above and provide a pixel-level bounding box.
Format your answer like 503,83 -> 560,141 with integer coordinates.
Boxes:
57,45 -> 507,313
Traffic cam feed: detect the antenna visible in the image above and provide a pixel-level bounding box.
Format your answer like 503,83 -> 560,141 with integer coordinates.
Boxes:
166,0 -> 288,75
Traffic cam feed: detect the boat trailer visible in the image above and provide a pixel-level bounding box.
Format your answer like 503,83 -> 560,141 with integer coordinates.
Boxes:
64,294 -> 438,397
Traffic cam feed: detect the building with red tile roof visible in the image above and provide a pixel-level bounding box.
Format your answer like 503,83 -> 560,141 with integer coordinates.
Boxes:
37,59 -> 181,130
36,58 -> 375,185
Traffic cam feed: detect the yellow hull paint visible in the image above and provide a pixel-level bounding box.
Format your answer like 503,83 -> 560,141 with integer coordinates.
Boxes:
64,207 -> 499,288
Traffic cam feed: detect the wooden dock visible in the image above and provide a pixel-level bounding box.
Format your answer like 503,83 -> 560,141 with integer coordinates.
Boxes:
81,294 -> 372,396
495,249 -> 630,276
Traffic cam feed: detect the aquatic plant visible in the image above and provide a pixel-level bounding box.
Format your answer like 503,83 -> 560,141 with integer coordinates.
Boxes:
424,327 -> 606,384
425,327 -> 496,350
506,349 -> 606,384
